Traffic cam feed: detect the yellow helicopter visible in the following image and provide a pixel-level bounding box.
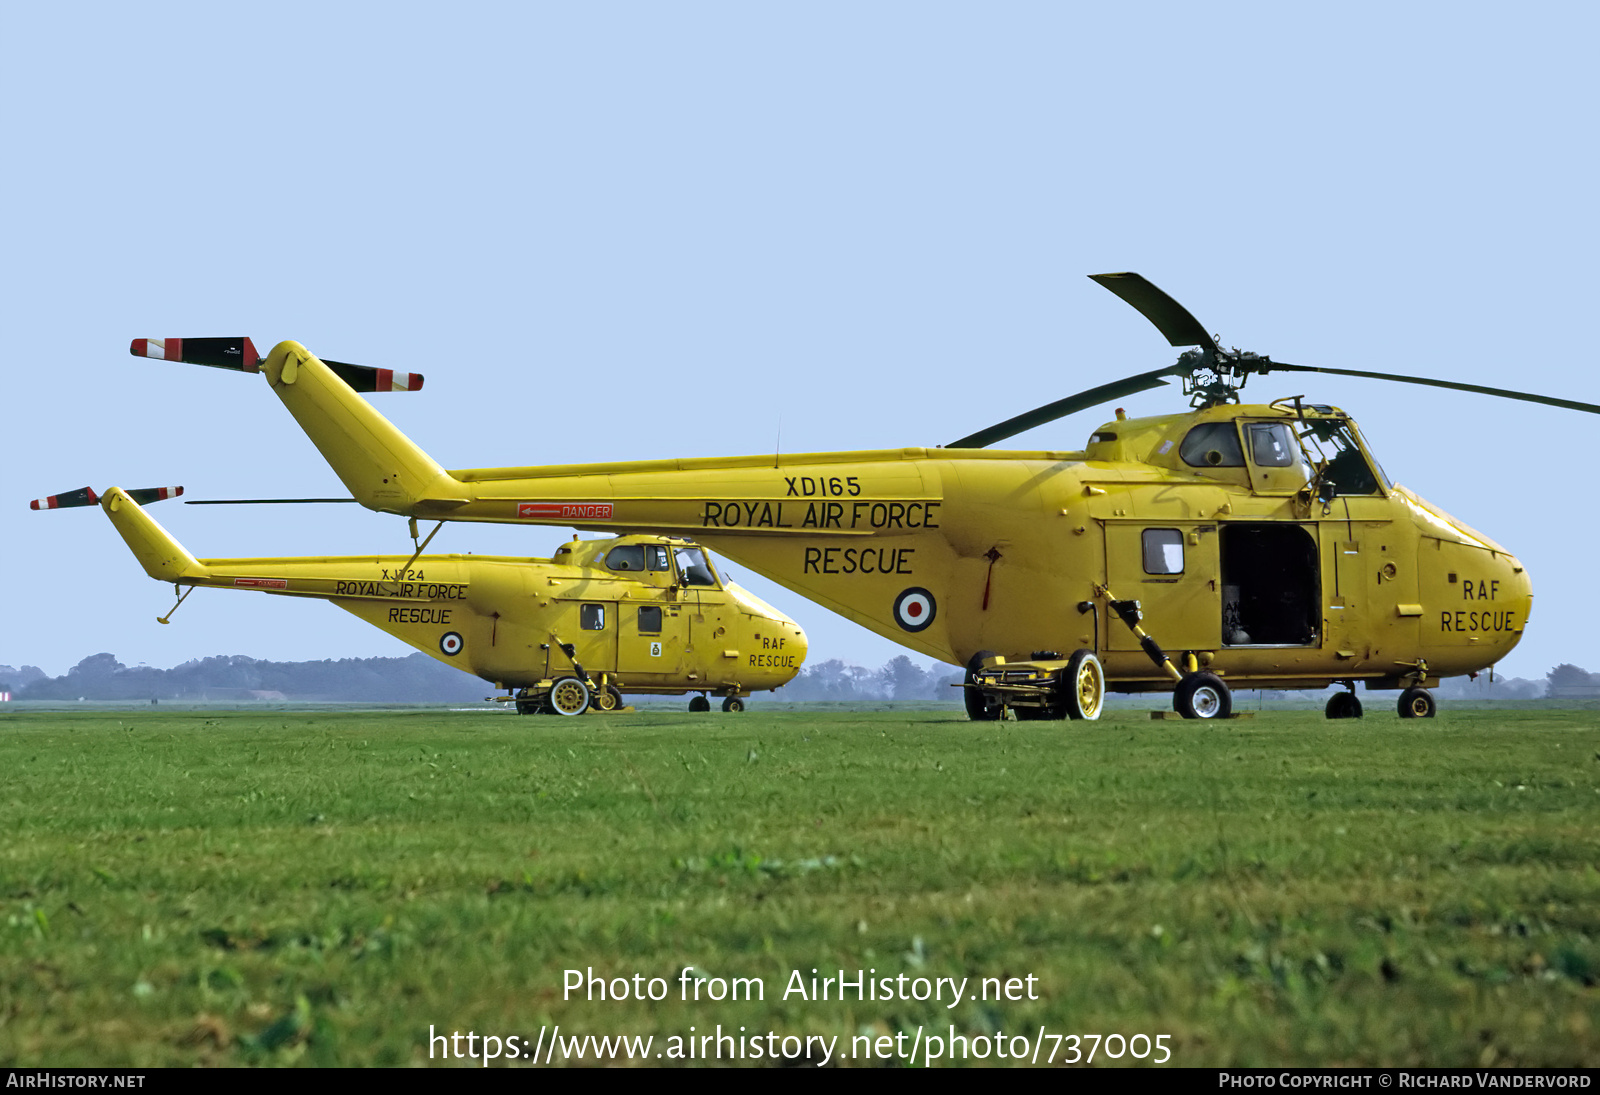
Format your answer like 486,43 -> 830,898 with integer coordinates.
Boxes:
130,273 -> 1597,721
30,483 -> 806,714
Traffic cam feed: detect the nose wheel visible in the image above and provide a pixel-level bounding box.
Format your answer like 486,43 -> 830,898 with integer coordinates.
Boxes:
1397,686 -> 1436,718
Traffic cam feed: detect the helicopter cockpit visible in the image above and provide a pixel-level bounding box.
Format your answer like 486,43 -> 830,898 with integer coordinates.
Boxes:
597,538 -> 724,588
673,544 -> 721,588
1171,408 -> 1387,501
1294,414 -> 1389,497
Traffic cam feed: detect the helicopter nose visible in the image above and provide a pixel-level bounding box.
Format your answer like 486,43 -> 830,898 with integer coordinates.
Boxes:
755,619 -> 807,685
784,624 -> 808,681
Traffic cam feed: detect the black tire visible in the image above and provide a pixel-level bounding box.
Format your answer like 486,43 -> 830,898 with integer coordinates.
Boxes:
1174,671 -> 1232,720
721,696 -> 746,713
963,650 -> 1003,722
547,677 -> 591,717
1324,691 -> 1363,719
688,694 -> 711,713
1014,706 -> 1050,720
593,685 -> 623,712
1397,686 -> 1436,719
1062,649 -> 1105,721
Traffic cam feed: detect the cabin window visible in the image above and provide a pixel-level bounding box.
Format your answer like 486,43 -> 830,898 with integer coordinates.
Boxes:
637,606 -> 662,634
1179,423 -> 1244,467
580,604 -> 606,630
1142,528 -> 1184,575
645,545 -> 671,571
605,545 -> 644,571
1245,422 -> 1298,468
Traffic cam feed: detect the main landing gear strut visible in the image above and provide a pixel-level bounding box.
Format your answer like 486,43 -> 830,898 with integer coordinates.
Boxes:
1104,590 -> 1231,720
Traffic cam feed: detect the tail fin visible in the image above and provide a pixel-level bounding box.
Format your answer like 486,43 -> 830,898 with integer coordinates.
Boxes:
259,341 -> 468,514
99,488 -> 208,583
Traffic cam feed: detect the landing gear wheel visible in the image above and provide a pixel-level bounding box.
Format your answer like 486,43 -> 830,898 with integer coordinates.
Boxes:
1063,649 -> 1105,721
1174,672 -> 1231,720
1325,691 -> 1363,719
963,650 -> 1003,722
547,677 -> 591,717
593,685 -> 623,712
1397,686 -> 1436,719
1015,706 -> 1050,720
688,694 -> 711,713
721,696 -> 745,713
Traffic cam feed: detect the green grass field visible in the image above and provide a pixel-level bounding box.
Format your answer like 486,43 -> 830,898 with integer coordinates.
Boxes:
1,704 -> 1596,1067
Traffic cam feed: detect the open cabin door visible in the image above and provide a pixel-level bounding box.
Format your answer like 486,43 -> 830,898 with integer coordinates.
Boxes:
1219,523 -> 1321,647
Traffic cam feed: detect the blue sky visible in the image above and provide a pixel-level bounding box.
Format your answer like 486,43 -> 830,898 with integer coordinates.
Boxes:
4,3 -> 1596,684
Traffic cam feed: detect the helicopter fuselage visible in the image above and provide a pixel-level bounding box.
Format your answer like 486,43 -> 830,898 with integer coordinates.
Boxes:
405,402 -> 1529,692
189,341 -> 1534,697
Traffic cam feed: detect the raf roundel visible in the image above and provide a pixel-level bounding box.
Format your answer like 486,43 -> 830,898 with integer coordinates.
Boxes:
892,587 -> 937,632
439,631 -> 464,657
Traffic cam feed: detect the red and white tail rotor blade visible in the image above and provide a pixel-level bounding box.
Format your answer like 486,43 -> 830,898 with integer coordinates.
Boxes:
130,337 -> 422,393
29,485 -> 183,511
130,337 -> 261,372
29,486 -> 99,510
123,486 -> 185,506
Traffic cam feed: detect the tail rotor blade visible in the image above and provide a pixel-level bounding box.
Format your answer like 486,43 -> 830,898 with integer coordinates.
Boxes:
123,486 -> 186,506
321,359 -> 425,393
130,338 -> 422,392
131,337 -> 261,372
29,486 -> 99,510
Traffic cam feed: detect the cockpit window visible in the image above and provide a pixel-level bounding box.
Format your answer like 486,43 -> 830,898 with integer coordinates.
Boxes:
1179,422 -> 1244,468
674,546 -> 719,587
1297,419 -> 1384,495
1246,422 -> 1301,469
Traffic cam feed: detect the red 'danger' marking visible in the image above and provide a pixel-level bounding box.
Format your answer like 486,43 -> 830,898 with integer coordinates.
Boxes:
233,578 -> 288,589
518,502 -> 614,520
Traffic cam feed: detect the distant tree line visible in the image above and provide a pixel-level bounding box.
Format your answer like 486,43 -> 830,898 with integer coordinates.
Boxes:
0,652 -> 966,705
0,653 -> 486,703
0,655 -> 1592,705
779,656 -> 965,701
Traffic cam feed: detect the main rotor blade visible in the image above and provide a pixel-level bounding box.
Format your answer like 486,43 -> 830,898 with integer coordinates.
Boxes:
1266,362 -> 1600,415
1089,273 -> 1219,354
185,497 -> 360,505
947,367 -> 1176,448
